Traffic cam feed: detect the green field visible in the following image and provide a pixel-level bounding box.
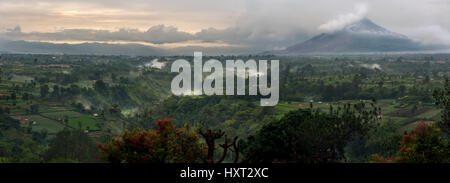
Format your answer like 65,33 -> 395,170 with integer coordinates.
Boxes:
18,115 -> 65,134
41,111 -> 82,119
40,110 -> 101,131
68,116 -> 100,131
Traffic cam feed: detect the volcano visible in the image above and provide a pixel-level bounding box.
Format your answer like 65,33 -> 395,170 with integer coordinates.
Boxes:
265,18 -> 433,55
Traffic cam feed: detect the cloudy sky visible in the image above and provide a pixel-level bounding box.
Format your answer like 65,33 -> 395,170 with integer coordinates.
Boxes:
0,0 -> 449,51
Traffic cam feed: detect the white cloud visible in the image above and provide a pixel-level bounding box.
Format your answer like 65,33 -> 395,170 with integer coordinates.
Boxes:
318,3 -> 369,32
1,25 -> 194,44
1,0 -> 450,51
405,25 -> 450,45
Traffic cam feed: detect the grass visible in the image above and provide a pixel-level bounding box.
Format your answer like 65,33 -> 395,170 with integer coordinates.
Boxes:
0,100 -> 30,106
67,115 -> 100,131
0,83 -> 12,88
41,111 -> 82,119
10,75 -> 34,83
416,109 -> 441,119
18,115 -> 65,134
377,100 -> 400,114
275,102 -> 301,113
9,108 -> 27,116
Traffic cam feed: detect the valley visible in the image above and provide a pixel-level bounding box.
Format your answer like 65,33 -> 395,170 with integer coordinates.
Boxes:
1,53 -> 448,162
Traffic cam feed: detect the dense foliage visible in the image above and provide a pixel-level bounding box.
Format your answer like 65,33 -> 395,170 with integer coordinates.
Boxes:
98,119 -> 207,163
345,120 -> 401,162
434,78 -> 450,134
240,103 -> 379,163
144,95 -> 277,138
44,128 -> 98,163
371,122 -> 450,163
396,122 -> 450,163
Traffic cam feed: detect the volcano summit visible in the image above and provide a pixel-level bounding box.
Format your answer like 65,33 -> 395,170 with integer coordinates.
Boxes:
265,18 -> 438,55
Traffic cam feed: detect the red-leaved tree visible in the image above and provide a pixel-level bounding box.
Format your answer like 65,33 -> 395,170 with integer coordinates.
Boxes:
97,118 -> 207,163
371,121 -> 450,163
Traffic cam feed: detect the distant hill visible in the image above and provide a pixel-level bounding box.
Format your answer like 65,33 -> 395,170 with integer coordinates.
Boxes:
0,39 -> 256,56
263,18 -> 443,55
0,39 -> 168,56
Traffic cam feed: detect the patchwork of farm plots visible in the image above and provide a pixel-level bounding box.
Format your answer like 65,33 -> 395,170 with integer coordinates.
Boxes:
2,99 -> 101,134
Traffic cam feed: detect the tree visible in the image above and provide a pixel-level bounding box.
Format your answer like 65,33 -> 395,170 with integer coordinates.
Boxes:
52,85 -> 60,97
433,78 -> 450,134
111,73 -> 117,82
22,92 -> 29,100
40,84 -> 49,98
352,74 -> 362,89
18,138 -> 45,163
377,80 -> 384,88
346,120 -> 401,162
424,75 -> 430,84
398,85 -> 407,96
63,115 -> 69,126
29,104 -> 39,114
197,128 -> 224,161
94,80 -> 107,93
98,119 -> 207,163
69,84 -> 81,96
10,92 -> 16,101
395,122 -> 450,163
241,103 -> 378,163
411,104 -> 418,114
108,104 -> 122,117
44,128 -> 98,163
372,121 -> 450,163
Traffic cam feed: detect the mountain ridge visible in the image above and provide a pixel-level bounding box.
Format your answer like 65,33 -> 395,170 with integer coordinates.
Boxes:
264,18 -> 442,55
